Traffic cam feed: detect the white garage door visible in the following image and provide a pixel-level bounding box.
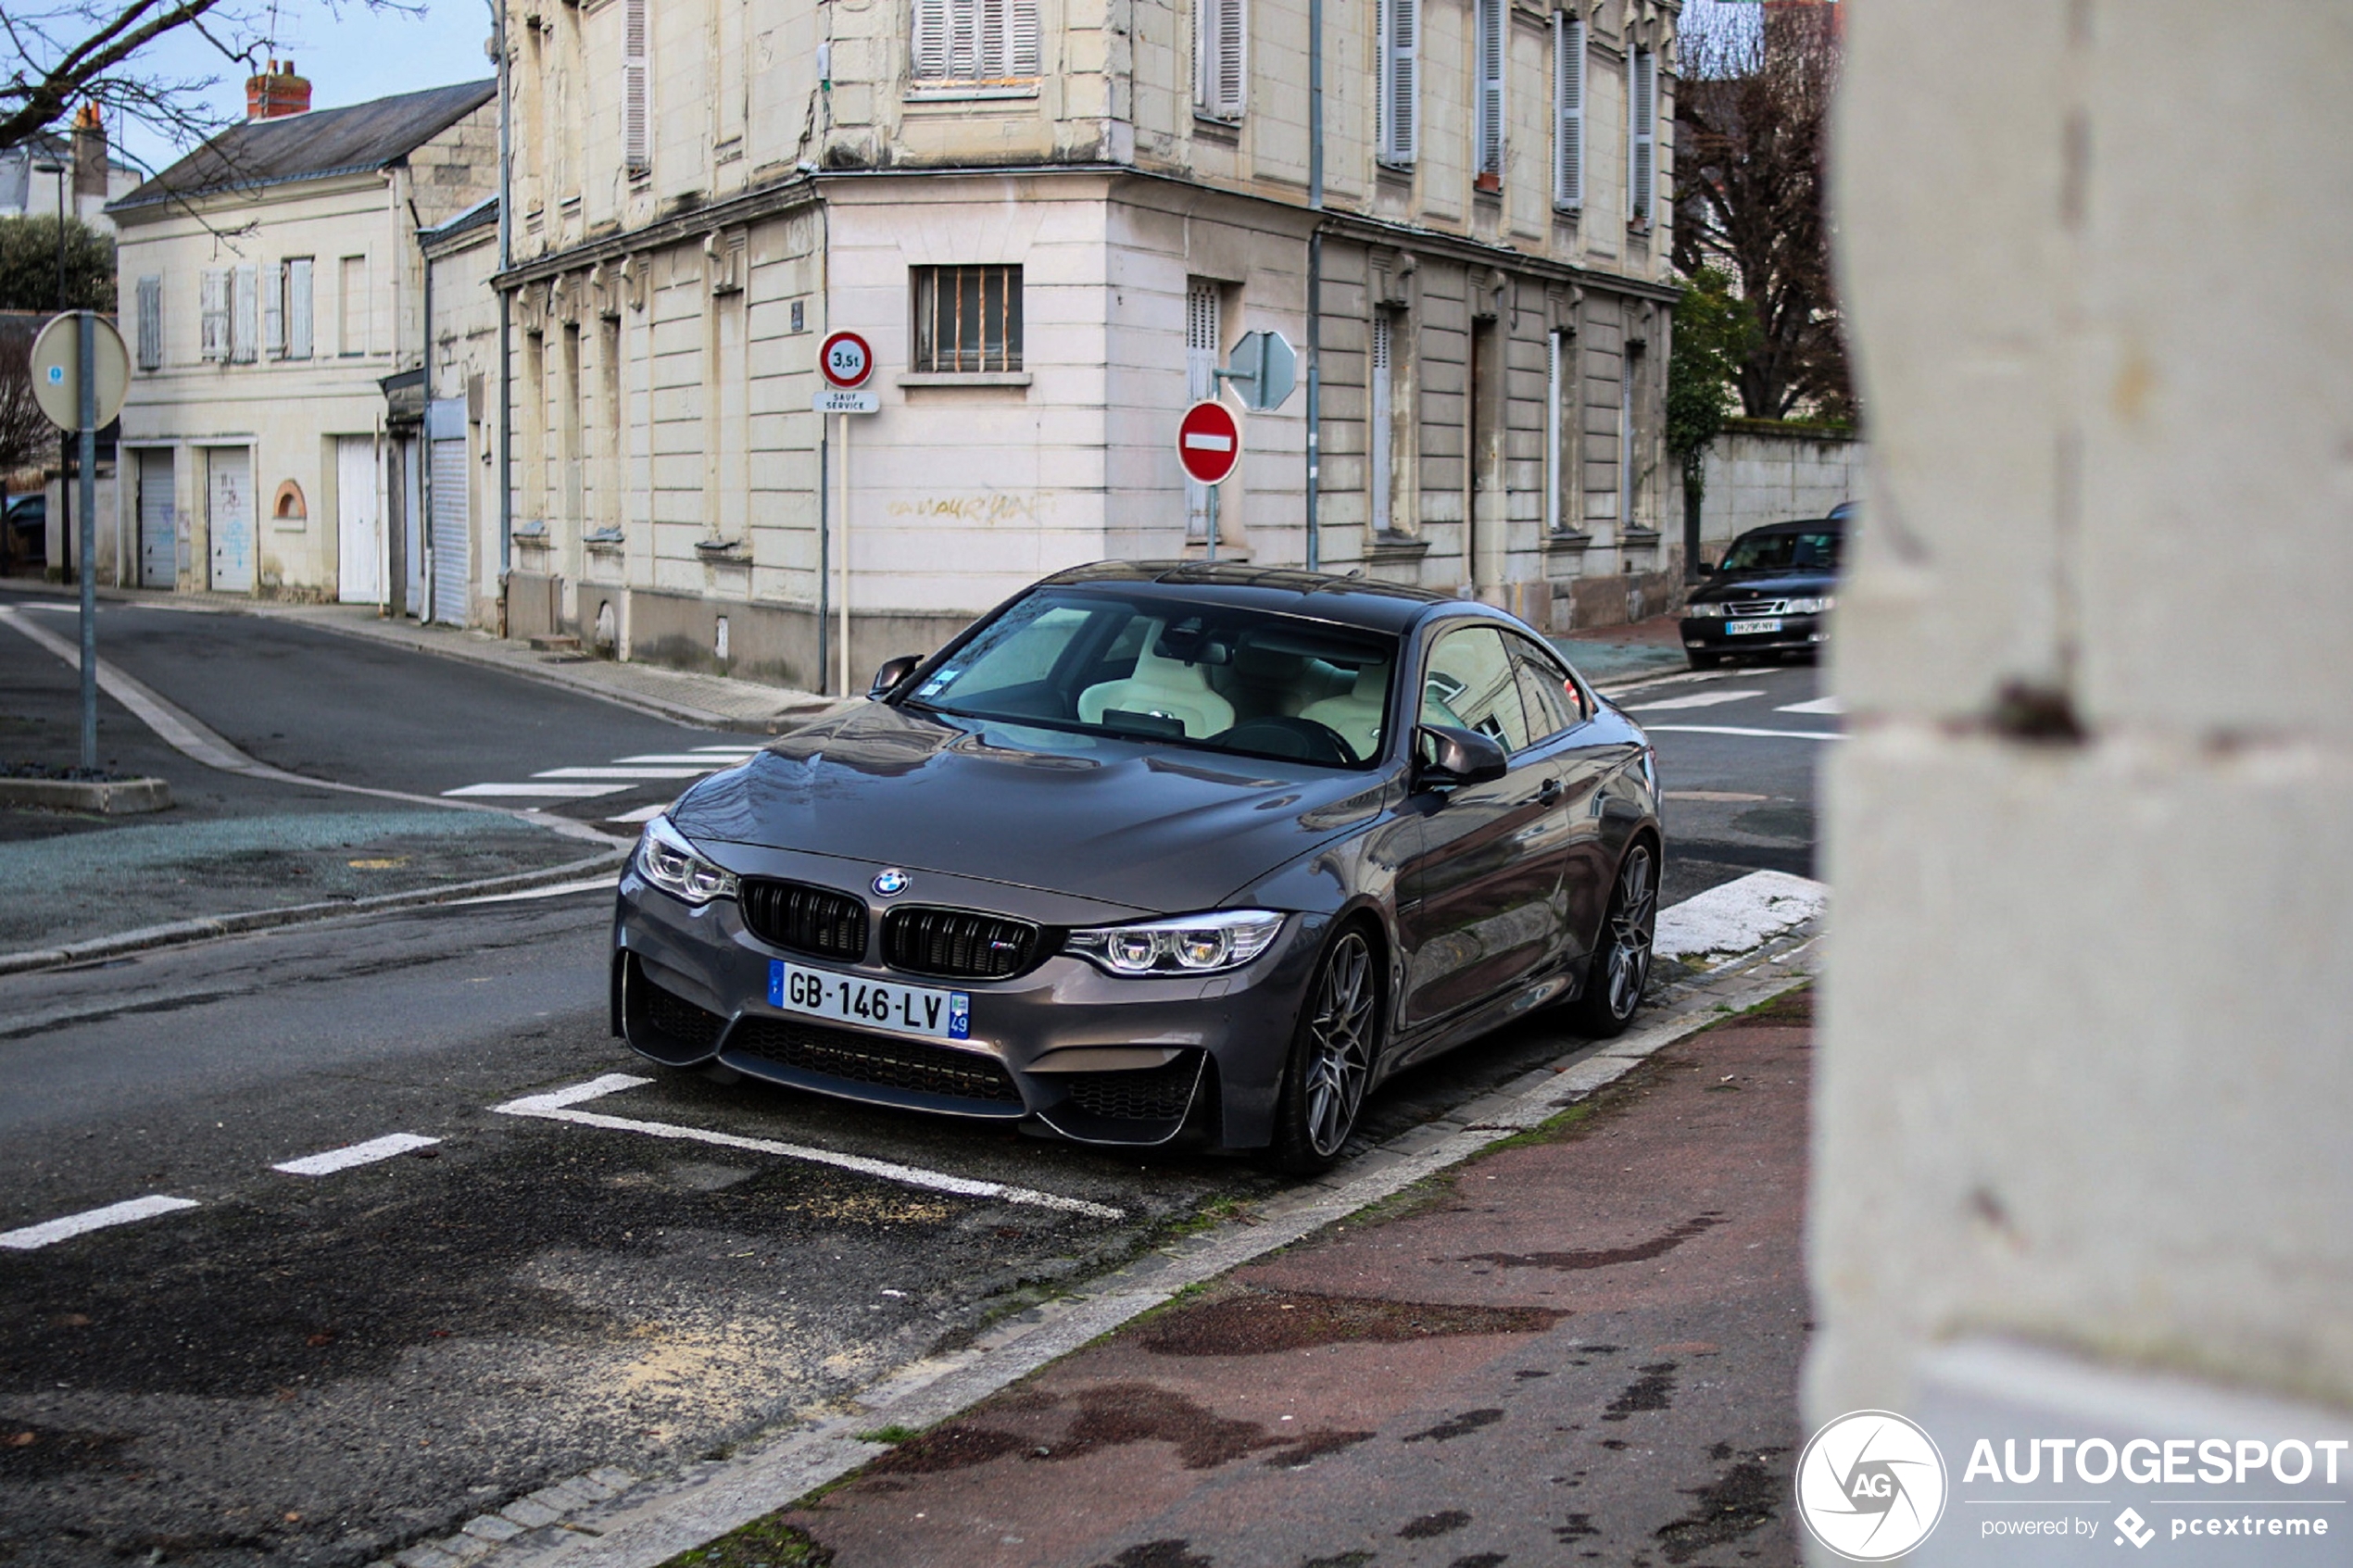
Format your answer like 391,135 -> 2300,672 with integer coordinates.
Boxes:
137,449 -> 175,587
208,448 -> 253,592
336,434 -> 382,604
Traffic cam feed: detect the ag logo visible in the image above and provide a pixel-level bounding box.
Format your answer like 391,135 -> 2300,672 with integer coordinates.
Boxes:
1794,1410 -> 1948,1562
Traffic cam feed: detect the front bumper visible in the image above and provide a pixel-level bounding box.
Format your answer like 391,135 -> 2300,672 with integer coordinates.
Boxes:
611,866 -> 1326,1150
1679,612 -> 1828,658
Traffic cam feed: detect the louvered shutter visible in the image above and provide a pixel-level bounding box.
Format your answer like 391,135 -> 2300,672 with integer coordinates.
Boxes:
263,263 -> 284,358
1474,0 -> 1504,179
136,275 -> 162,370
623,0 -> 650,175
231,264 -> 258,363
1629,46 -> 1655,227
1554,13 -> 1585,210
1196,0 -> 1245,119
1009,0 -> 1040,75
200,269 -> 229,361
1378,0 -> 1418,165
287,258 -> 313,360
912,0 -> 950,77
1370,313 -> 1393,533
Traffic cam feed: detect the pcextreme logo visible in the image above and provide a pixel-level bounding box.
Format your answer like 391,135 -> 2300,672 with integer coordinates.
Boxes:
1796,1410 -> 1951,1562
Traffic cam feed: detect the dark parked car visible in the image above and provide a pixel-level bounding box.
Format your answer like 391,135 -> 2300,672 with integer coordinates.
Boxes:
612,562 -> 1663,1173
4,494 -> 44,573
1680,517 -> 1844,670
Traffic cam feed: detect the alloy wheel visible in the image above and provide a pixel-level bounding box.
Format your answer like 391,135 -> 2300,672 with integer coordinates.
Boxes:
1302,930 -> 1377,1158
1603,846 -> 1657,1020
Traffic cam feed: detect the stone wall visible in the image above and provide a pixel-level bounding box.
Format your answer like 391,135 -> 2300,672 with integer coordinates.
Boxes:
1693,420 -> 1860,561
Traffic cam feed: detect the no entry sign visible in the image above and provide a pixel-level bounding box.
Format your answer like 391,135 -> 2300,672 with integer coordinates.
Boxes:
1176,399 -> 1242,485
820,330 -> 874,389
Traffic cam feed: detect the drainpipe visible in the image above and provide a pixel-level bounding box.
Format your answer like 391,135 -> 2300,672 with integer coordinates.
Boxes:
420,210 -> 434,621
1303,0 -> 1324,571
493,0 -> 513,590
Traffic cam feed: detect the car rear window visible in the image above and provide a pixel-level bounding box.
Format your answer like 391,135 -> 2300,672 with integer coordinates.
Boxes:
1720,528 -> 1842,573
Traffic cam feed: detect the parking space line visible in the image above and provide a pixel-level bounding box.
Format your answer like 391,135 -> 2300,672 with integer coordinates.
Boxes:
491,1076 -> 1126,1221
1777,696 -> 1845,715
1642,724 -> 1844,741
0,1195 -> 201,1251
272,1133 -> 441,1175
1625,688 -> 1767,713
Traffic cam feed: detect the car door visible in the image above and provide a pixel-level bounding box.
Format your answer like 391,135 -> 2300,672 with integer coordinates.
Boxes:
1507,633 -> 1617,970
1393,623 -> 1567,1031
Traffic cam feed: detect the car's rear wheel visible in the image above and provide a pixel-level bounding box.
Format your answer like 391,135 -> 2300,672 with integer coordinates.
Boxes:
1687,650 -> 1721,671
1268,926 -> 1379,1175
1571,842 -> 1657,1038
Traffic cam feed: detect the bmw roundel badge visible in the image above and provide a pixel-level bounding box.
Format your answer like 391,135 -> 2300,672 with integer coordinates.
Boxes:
872,868 -> 911,897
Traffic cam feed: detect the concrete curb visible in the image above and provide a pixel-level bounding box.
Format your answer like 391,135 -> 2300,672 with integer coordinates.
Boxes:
0,848 -> 627,979
0,776 -> 172,814
420,929 -> 1821,1568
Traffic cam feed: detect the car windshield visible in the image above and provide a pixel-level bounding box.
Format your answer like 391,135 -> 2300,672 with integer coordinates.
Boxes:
1720,528 -> 1842,573
904,590 -> 1399,769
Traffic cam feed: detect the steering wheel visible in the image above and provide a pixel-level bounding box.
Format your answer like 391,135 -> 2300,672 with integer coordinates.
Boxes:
1215,715 -> 1357,766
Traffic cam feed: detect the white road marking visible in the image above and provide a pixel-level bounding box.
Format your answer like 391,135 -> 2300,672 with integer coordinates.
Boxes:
607,803 -> 669,825
1655,870 -> 1828,963
1664,790 -> 1770,803
272,1133 -> 441,1175
611,755 -> 741,766
532,767 -> 712,781
1625,688 -> 1767,713
442,781 -> 636,797
1776,696 -> 1844,715
690,746 -> 764,755
0,1195 -> 201,1251
1642,724 -> 1844,742
452,877 -> 617,905
492,1076 -> 1126,1221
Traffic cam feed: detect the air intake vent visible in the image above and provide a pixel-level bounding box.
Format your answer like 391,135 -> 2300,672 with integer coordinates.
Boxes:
883,907 -> 1043,980
739,878 -> 867,961
728,1017 -> 1023,1105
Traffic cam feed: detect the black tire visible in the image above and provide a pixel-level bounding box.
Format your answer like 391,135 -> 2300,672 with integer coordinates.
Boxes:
1687,650 -> 1722,671
1570,842 -> 1659,1038
1267,925 -> 1382,1175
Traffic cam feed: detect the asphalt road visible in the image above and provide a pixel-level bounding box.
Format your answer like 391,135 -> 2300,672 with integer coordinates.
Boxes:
0,612 -> 1834,1568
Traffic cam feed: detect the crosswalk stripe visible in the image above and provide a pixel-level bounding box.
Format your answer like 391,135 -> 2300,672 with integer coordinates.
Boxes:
1643,724 -> 1844,742
606,803 -> 668,825
531,767 -> 711,781
611,755 -> 741,766
443,782 -> 636,798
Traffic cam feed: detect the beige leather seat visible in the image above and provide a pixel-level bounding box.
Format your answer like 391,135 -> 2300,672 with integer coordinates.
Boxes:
1077,633 -> 1237,738
1298,662 -> 1390,761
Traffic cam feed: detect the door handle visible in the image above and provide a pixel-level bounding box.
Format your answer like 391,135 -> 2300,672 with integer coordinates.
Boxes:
1538,777 -> 1563,805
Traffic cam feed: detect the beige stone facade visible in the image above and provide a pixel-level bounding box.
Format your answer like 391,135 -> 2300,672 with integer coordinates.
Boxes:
498,0 -> 1680,688
107,83 -> 498,603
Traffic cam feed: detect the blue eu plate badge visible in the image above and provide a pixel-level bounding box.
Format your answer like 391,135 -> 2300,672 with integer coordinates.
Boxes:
948,994 -> 971,1040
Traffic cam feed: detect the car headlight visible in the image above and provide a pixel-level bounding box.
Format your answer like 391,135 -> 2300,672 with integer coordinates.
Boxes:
1064,909 -> 1287,975
1783,596 -> 1835,615
635,814 -> 737,905
1684,602 -> 1728,618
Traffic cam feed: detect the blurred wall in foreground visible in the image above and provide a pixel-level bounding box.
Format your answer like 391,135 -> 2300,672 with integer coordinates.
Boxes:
1814,0 -> 2353,1442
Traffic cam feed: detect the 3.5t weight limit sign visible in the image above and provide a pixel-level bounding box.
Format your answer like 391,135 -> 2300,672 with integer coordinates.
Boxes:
820,331 -> 874,390
1176,399 -> 1242,485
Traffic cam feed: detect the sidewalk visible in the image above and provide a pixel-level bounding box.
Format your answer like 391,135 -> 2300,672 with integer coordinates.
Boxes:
1554,612 -> 1692,688
701,989 -> 1813,1568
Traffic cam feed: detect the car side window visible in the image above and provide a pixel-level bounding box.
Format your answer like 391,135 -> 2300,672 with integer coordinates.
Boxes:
1506,635 -> 1586,741
1421,626 -> 1533,755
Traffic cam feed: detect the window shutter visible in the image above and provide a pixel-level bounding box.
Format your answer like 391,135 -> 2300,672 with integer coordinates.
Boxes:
1370,313 -> 1393,533
912,0 -> 950,78
200,269 -> 228,361
263,263 -> 284,358
1629,45 -> 1655,226
231,264 -> 258,363
1554,12 -> 1585,209
1196,0 -> 1245,119
137,275 -> 162,370
623,0 -> 650,175
1475,0 -> 1504,178
1378,0 -> 1419,165
1009,0 -> 1042,75
287,258 -> 313,360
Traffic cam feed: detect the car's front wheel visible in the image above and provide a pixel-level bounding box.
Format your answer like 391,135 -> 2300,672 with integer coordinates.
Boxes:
1571,842 -> 1658,1037
1268,926 -> 1380,1175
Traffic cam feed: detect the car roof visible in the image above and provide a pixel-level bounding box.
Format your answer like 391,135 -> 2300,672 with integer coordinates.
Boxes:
1035,560 -> 1453,635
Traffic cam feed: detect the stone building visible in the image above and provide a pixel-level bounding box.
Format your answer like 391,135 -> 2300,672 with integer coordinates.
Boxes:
497,0 -> 1681,688
107,71 -> 498,602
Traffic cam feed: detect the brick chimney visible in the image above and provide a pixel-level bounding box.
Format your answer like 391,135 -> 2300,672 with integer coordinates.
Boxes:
70,101 -> 108,197
246,58 -> 312,119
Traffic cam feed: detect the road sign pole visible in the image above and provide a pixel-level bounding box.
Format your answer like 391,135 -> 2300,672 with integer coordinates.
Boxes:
77,311 -> 97,771
837,411 -> 850,697
1206,483 -> 1219,562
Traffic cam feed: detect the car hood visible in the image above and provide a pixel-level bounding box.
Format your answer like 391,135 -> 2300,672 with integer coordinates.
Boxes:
668,700 -> 1399,913
1687,568 -> 1838,604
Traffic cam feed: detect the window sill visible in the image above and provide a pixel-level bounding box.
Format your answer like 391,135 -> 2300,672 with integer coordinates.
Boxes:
905,83 -> 1040,103
1542,530 -> 1593,552
898,370 -> 1031,388
1366,530 -> 1429,564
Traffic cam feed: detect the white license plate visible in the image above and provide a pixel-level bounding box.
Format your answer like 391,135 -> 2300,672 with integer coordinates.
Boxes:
1726,617 -> 1785,635
768,961 -> 971,1041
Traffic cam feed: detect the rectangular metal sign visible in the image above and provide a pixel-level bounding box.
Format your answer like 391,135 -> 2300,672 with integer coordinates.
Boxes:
813,389 -> 880,413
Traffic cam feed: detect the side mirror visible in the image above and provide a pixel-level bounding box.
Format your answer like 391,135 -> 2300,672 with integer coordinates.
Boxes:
869,654 -> 923,699
1414,723 -> 1510,790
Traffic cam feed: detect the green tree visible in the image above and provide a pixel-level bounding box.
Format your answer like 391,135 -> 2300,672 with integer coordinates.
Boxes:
0,214 -> 116,312
1667,265 -> 1756,568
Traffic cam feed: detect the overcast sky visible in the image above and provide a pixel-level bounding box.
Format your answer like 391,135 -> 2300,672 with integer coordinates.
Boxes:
110,0 -> 495,177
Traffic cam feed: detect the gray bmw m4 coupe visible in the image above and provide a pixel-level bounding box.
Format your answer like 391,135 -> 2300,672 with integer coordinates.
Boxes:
611,562 -> 1663,1173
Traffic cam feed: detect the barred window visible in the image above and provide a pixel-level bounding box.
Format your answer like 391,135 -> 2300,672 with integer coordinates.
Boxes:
912,265 -> 1023,373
